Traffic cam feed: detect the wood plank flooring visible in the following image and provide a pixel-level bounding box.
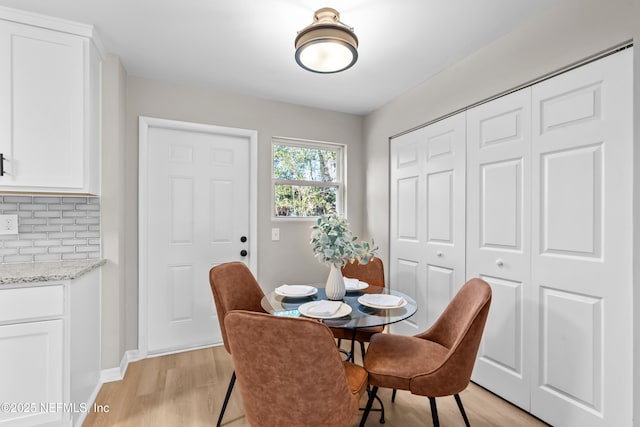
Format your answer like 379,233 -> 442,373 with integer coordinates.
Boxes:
84,345 -> 549,427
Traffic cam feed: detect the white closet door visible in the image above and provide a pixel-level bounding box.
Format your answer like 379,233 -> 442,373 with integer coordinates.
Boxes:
390,112 -> 466,336
466,88 -> 532,410
530,49 -> 632,427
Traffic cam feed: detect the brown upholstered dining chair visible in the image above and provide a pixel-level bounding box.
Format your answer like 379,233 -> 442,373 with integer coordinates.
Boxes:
225,310 -> 368,427
209,262 -> 266,427
332,257 -> 386,360
360,278 -> 492,427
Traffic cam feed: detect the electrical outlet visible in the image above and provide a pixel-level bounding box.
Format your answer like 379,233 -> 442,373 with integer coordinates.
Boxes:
0,214 -> 18,235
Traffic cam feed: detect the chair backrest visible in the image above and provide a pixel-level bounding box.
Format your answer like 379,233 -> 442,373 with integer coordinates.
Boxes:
341,257 -> 385,290
209,262 -> 265,353
225,310 -> 361,427
411,278 -> 492,396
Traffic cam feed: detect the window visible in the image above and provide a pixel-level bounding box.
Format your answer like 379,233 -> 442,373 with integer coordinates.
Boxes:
272,138 -> 345,218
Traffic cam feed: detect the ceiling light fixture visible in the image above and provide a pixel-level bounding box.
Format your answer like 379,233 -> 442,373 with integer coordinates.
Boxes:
295,7 -> 358,74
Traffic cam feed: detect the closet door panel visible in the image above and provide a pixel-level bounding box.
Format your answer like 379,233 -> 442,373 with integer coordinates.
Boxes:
531,49 -> 632,427
467,88 -> 532,410
422,114 -> 466,307
390,129 -> 426,336
390,112 -> 465,336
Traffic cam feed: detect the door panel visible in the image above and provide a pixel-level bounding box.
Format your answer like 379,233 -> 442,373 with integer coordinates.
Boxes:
426,265 -> 454,327
467,87 -> 532,409
541,145 -> 602,257
480,159 -> 522,249
530,49 -> 633,427
539,288 -> 602,412
390,112 -> 465,336
479,276 -> 523,375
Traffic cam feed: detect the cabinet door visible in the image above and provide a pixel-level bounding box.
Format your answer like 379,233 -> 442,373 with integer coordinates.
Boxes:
0,319 -> 65,426
466,88 -> 532,410
530,49 -> 632,427
0,20 -> 85,191
390,112 -> 466,335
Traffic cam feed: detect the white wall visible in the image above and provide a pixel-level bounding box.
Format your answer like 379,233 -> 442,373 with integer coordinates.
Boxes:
101,54 -> 128,368
632,1 -> 640,425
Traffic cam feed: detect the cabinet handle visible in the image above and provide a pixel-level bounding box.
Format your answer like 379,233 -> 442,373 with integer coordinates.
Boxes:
0,153 -> 4,176
436,251 -> 443,257
496,259 -> 504,267
240,250 -> 248,257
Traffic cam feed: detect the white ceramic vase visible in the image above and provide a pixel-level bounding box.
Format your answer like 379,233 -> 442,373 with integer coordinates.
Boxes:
325,264 -> 346,300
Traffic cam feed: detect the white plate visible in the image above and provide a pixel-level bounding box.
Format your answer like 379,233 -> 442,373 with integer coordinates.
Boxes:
298,301 -> 352,319
357,294 -> 408,309
275,285 -> 318,298
344,278 -> 369,291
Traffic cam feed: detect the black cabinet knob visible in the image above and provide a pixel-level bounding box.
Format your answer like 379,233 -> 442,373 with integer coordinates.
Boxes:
240,250 -> 248,257
240,236 -> 247,242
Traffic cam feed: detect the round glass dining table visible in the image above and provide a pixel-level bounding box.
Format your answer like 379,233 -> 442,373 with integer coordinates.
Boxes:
260,285 -> 417,329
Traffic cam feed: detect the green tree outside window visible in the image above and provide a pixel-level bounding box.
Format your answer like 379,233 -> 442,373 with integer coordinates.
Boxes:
272,142 -> 342,217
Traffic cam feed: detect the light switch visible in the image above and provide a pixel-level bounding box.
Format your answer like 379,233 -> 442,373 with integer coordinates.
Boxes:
0,214 -> 18,235
271,228 -> 280,241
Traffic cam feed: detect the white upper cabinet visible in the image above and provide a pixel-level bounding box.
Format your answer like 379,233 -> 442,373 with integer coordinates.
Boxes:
0,8 -> 102,194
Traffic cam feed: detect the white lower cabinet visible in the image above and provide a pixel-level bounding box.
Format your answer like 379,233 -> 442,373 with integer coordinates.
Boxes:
0,320 -> 64,427
390,49 -> 633,426
0,268 -> 101,427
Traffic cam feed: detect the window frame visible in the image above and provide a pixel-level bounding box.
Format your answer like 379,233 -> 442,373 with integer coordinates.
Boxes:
271,137 -> 346,221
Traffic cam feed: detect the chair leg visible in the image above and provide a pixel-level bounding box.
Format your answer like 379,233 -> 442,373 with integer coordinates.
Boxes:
454,393 -> 471,427
360,341 -> 367,361
217,371 -> 236,427
359,386 -> 379,427
373,392 -> 386,424
391,389 -> 397,402
429,397 -> 439,427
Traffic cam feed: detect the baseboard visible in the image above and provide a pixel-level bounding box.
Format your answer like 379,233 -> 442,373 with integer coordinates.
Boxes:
72,380 -> 103,427
100,349 -> 143,383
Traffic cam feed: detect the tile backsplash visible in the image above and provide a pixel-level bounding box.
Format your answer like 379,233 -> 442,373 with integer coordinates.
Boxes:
0,195 -> 100,264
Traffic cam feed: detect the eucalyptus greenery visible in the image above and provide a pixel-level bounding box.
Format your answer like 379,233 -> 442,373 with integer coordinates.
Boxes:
310,213 -> 378,267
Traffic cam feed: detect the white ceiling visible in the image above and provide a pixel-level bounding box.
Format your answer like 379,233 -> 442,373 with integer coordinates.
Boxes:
0,0 -> 557,115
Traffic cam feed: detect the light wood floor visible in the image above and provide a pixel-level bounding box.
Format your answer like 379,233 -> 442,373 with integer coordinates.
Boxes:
84,345 -> 549,427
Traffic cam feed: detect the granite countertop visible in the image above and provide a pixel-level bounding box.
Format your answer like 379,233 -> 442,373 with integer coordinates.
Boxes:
0,259 -> 106,285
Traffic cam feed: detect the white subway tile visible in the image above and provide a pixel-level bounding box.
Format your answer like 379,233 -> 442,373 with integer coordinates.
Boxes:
3,255 -> 33,263
62,239 -> 88,246
20,247 -> 47,255
48,232 -> 75,239
4,240 -> 34,248
16,233 -> 47,240
3,196 -> 32,203
62,225 -> 88,232
49,246 -> 75,254
34,240 -> 62,247
62,253 -> 89,260
34,211 -> 62,218
34,254 -> 62,262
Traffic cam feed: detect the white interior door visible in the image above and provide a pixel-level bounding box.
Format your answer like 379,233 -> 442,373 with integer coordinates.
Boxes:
530,50 -> 633,426
140,117 -> 257,355
390,112 -> 466,336
466,88 -> 532,410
